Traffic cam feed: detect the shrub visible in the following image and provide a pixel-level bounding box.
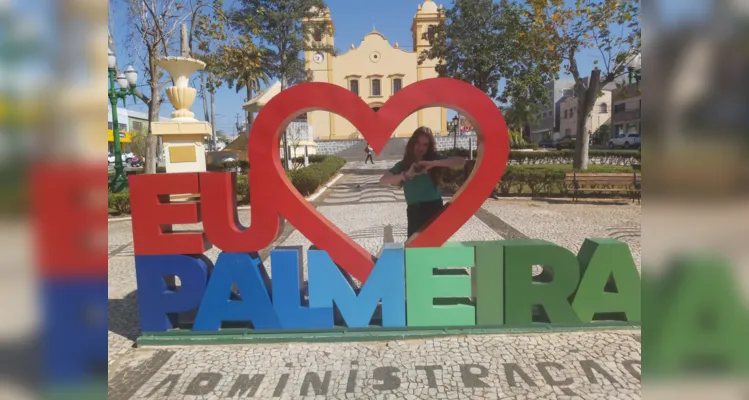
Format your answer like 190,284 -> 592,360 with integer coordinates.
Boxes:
235,174 -> 250,204
289,156 -> 346,196
442,164 -> 637,197
511,143 -> 540,150
437,149 -> 640,165
108,191 -> 131,215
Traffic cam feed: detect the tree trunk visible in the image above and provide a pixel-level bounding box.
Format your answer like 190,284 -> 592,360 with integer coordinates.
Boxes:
280,76 -> 289,168
145,49 -> 161,174
200,72 -> 210,127
210,84 -> 217,153
572,68 -> 602,170
246,85 -> 254,129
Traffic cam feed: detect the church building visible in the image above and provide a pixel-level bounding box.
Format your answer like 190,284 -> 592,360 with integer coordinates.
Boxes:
304,0 -> 448,140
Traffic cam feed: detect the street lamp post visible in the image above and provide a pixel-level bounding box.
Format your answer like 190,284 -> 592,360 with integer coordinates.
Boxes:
108,48 -> 139,193
452,115 -> 460,150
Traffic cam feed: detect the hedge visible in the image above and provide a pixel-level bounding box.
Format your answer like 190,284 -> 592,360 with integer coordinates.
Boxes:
440,164 -> 638,197
108,155 -> 346,215
438,149 -> 640,165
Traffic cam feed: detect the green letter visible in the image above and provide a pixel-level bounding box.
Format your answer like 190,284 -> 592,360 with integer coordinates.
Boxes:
405,245 -> 475,327
572,238 -> 641,323
646,257 -> 749,376
473,242 -> 505,325
504,239 -> 581,325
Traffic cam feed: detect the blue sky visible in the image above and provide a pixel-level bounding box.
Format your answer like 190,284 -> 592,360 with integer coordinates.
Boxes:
107,0 -> 648,138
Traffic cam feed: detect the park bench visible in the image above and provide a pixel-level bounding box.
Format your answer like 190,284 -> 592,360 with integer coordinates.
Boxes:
565,172 -> 641,203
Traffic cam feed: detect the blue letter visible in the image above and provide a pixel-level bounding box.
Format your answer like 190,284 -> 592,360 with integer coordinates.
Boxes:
193,252 -> 280,331
308,244 -> 405,327
270,246 -> 333,329
134,254 -> 210,332
42,278 -> 107,384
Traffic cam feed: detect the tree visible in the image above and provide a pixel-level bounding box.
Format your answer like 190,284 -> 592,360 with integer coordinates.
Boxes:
527,0 -> 640,169
229,0 -> 336,166
215,35 -> 271,130
119,0 -> 226,173
502,100 -> 540,140
420,0 -> 562,111
189,2 -> 231,152
594,122 -> 611,144
130,130 -> 148,159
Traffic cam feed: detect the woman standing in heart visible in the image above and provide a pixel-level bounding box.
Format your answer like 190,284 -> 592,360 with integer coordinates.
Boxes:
379,126 -> 466,238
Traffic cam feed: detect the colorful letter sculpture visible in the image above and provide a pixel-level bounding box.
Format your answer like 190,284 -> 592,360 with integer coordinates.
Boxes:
127,78 -> 640,338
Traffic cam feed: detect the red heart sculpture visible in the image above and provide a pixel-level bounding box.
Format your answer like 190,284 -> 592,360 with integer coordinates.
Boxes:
245,78 -> 508,282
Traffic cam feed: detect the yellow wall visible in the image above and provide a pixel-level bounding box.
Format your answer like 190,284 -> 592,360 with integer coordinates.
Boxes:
107,129 -> 133,143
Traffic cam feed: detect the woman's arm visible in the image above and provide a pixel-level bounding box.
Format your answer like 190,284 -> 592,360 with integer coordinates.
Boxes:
379,171 -> 406,186
421,156 -> 466,169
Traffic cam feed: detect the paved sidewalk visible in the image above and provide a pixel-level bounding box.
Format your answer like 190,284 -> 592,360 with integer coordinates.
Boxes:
109,332 -> 641,400
108,158 -> 642,399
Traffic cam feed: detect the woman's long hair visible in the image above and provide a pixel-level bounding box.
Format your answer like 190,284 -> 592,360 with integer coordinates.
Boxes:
400,126 -> 442,187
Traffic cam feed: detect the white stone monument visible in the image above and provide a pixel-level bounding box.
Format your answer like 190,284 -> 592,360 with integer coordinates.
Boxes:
151,56 -> 212,173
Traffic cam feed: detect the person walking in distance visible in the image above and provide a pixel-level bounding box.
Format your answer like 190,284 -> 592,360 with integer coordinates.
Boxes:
364,143 -> 375,164
379,127 -> 466,238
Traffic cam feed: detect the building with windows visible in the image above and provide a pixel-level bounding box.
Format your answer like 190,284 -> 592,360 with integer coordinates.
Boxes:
528,78 -> 575,143
611,81 -> 641,137
559,87 -> 613,141
107,105 -> 170,154
303,0 -> 447,140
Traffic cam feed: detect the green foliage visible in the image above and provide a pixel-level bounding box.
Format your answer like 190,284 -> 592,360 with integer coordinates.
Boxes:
288,156 -> 347,196
420,0 -> 562,108
230,0 -> 336,89
235,174 -> 251,203
522,0 -> 641,169
502,102 -> 539,133
129,130 -> 148,159
438,149 -> 640,163
108,191 -> 131,214
594,122 -> 612,143
509,130 -> 528,148
441,164 -> 636,197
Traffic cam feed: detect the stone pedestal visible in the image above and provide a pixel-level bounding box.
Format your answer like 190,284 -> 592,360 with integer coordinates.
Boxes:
152,121 -> 211,173
152,121 -> 211,202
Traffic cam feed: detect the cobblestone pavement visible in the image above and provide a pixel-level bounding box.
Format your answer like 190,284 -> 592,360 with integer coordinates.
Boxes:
109,332 -> 641,400
108,159 -> 642,399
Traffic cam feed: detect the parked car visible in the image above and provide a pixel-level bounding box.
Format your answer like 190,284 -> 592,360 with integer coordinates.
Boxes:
555,135 -> 576,150
538,138 -> 556,148
108,152 -> 135,164
608,133 -> 641,149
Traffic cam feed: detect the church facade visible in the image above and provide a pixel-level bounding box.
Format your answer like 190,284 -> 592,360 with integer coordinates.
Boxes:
304,0 -> 447,140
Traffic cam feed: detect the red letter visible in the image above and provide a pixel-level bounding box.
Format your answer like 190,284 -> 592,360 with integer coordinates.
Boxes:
31,164 -> 107,278
199,171 -> 280,252
129,173 -> 211,255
